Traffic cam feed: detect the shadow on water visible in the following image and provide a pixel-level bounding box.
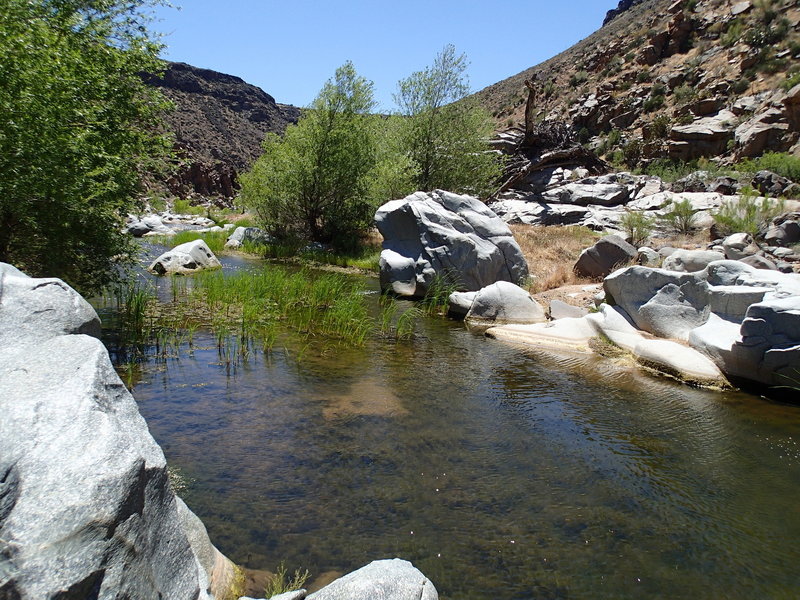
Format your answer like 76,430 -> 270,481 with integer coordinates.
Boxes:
94,243 -> 800,600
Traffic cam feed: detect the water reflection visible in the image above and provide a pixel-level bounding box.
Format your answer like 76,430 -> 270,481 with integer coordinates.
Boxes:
97,255 -> 800,600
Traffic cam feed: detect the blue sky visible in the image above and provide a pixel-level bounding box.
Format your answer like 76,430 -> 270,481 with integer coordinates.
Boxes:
152,1 -> 611,111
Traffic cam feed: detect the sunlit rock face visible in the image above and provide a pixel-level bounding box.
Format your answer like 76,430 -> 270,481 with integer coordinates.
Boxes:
375,190 -> 529,298
0,262 -> 234,599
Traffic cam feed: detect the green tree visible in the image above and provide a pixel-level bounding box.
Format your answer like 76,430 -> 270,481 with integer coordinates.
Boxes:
0,0 -> 171,293
241,62 -> 398,250
394,45 -> 500,196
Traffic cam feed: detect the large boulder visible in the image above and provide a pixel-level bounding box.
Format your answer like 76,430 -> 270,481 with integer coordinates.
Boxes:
375,190 -> 529,297
573,235 -> 636,278
668,110 -> 737,160
0,263 -> 235,599
126,214 -> 175,237
306,559 -> 437,600
722,232 -> 759,260
465,281 -> 546,325
604,266 -> 711,341
662,249 -> 725,272
149,239 -> 223,275
225,226 -> 272,249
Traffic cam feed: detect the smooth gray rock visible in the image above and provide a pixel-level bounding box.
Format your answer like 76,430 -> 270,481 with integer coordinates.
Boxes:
637,247 -> 661,266
376,190 -> 528,297
574,235 -> 637,278
740,255 -> 777,270
307,559 -> 437,600
549,299 -> 589,320
0,263 -> 101,345
662,249 -> 725,272
765,219 -> 800,246
149,239 -> 223,275
465,281 -> 546,325
722,233 -> 759,260
541,182 -> 630,207
0,264 -> 233,600
604,266 -> 711,341
225,226 -> 272,249
448,291 -> 477,318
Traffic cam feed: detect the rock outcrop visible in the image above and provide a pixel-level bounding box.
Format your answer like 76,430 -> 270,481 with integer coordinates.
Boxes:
487,260 -> 800,389
574,234 -> 637,278
145,62 -> 300,199
0,262 -> 236,599
375,190 -> 529,297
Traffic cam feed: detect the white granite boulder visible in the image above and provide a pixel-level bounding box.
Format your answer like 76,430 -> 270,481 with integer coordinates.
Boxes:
465,281 -> 546,325
375,190 -> 529,297
662,249 -> 725,272
307,559 -> 437,600
0,263 -> 234,599
149,239 -> 222,275
225,226 -> 272,249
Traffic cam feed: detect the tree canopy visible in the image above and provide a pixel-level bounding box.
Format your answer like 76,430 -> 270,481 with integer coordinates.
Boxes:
241,62 -> 415,250
394,44 -> 500,196
0,0 -> 171,293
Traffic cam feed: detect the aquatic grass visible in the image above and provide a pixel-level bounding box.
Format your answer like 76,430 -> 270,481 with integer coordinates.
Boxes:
421,271 -> 461,316
264,562 -> 310,598
165,230 -> 229,254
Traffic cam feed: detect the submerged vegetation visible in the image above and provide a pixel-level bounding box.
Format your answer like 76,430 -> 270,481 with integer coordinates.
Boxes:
104,264 -> 429,381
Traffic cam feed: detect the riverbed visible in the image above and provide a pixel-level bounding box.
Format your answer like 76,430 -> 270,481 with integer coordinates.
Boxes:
96,249 -> 800,599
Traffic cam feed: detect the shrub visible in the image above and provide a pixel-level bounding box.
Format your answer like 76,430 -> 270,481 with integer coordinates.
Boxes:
712,188 -> 785,237
620,211 -> 655,247
636,70 -> 652,83
622,138 -> 643,166
643,94 -> 665,112
738,152 -> 800,182
650,114 -> 672,139
569,71 -> 589,88
783,71 -> 800,91
673,84 -> 696,104
577,127 -> 591,144
732,78 -> 750,94
721,19 -> 743,48
651,82 -> 667,97
660,198 -> 697,234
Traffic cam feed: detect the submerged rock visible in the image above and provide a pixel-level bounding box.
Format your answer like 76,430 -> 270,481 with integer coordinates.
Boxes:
375,190 -> 528,297
149,239 -> 222,275
0,263 -> 235,599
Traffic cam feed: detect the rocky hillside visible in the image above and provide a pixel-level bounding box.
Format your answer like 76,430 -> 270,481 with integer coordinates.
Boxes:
473,0 -> 800,165
147,62 -> 300,200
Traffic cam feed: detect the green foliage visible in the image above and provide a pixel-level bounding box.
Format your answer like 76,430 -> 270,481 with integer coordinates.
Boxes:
643,94 -> 665,113
636,70 -> 653,83
622,138 -> 643,167
577,127 -> 591,144
732,78 -> 750,94
660,198 -> 697,234
394,45 -> 500,196
650,114 -> 672,140
166,230 -> 229,254
782,71 -> 800,91
713,188 -> 785,237
569,71 -> 589,88
0,0 -> 172,294
721,19 -> 744,48
241,62 -> 387,251
673,84 -> 696,104
619,211 -> 655,247
264,563 -> 311,598
738,152 -> 800,182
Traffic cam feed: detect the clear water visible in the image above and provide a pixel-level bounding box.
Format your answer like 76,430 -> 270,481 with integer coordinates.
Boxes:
99,253 -> 800,599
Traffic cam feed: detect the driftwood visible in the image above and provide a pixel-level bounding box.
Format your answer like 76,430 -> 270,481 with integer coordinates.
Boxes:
489,79 -> 609,199
491,146 -> 610,199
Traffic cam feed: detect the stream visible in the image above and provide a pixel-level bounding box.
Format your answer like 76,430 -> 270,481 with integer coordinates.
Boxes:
95,246 -> 800,599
